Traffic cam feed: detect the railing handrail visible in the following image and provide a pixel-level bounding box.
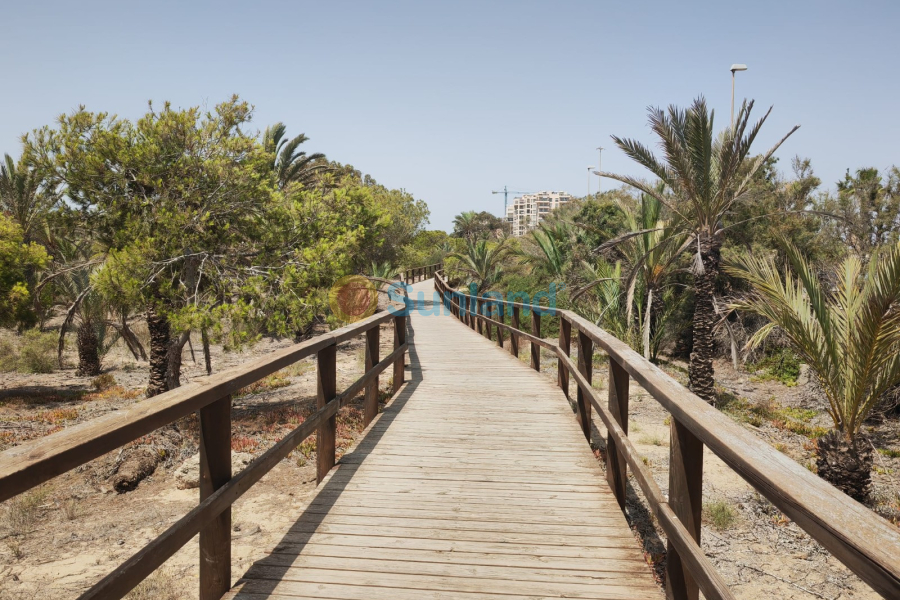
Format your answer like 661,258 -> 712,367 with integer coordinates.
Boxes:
402,262 -> 442,285
433,270 -> 900,599
0,304 -> 410,600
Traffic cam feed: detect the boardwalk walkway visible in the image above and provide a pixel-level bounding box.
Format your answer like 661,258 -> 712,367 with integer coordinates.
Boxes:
225,279 -> 660,599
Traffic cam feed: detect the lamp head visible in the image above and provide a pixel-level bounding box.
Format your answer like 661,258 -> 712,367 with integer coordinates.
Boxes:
730,63 -> 748,73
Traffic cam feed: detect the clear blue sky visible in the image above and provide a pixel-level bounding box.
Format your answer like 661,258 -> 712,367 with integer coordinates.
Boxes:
2,1 -> 898,232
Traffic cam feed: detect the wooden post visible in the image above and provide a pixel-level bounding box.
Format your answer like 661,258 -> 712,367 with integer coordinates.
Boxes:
510,306 -> 520,358
469,296 -> 476,330
666,419 -> 704,600
558,317 -> 571,398
496,301 -> 504,348
576,330 -> 593,443
393,315 -> 406,393
530,309 -> 541,371
316,345 -> 337,484
607,359 -> 629,508
364,325 -> 380,427
199,395 -> 231,600
476,299 -> 484,334
483,300 -> 492,340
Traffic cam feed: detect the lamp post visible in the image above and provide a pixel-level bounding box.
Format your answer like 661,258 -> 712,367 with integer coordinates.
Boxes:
596,147 -> 604,194
587,166 -> 595,197
730,63 -> 747,128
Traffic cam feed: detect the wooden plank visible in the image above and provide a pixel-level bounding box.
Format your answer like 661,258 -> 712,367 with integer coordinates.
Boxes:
316,345 -> 337,484
199,395 -> 232,600
222,279 -> 660,600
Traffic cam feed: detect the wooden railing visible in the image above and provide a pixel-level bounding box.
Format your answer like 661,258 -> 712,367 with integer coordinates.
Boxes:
0,309 -> 409,600
434,271 -> 900,600
403,262 -> 441,285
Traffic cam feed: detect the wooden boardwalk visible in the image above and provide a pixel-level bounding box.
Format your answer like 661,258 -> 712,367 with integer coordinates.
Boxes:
225,279 -> 660,599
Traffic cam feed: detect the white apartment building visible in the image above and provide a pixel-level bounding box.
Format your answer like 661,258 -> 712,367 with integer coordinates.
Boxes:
505,191 -> 574,237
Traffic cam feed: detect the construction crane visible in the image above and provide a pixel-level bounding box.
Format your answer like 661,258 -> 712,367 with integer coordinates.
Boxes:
491,186 -> 531,219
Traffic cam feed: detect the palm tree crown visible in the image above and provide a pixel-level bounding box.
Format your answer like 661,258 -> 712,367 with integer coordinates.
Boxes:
263,123 -> 328,190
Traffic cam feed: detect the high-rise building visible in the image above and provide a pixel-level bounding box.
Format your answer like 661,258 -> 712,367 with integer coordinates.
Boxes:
505,191 -> 574,237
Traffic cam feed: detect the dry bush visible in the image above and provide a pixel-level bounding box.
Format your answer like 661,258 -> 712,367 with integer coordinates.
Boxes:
0,330 -> 58,373
91,373 -> 117,391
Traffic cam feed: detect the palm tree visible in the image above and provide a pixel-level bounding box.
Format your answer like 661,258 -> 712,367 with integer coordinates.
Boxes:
601,97 -> 799,402
0,153 -> 54,245
518,221 -> 571,281
452,211 -> 479,241
611,187 -> 689,360
448,237 -> 510,294
578,259 -> 631,343
725,240 -> 900,500
369,261 -> 398,281
263,123 -> 328,190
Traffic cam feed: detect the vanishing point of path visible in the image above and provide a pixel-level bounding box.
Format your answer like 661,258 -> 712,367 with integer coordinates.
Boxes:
225,278 -> 660,599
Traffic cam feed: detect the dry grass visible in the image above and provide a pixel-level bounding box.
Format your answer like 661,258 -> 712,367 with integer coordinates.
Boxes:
123,567 -> 187,600
61,498 -> 80,521
235,373 -> 291,398
3,487 -> 51,536
638,433 -> 665,447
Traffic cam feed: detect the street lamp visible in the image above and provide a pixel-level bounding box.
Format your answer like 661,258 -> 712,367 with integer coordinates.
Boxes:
730,63 -> 747,128
595,147 -> 604,194
587,166 -> 595,197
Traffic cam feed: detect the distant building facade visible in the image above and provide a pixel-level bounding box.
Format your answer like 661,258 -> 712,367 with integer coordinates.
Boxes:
505,191 -> 574,236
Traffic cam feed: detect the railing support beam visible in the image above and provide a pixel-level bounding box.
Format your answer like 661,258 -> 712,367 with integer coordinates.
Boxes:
607,359 -> 629,508
393,315 -> 407,393
576,330 -> 592,442
364,325 -> 380,427
666,419 -> 704,600
558,317 -> 571,398
530,309 -> 541,371
316,346 -> 337,484
510,306 -> 520,358
199,394 -> 231,600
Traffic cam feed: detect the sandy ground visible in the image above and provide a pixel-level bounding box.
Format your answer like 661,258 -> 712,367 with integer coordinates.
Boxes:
1,318 -> 899,600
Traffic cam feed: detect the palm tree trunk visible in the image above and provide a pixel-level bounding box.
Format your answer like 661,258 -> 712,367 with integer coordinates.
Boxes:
816,430 -> 873,501
689,238 -> 720,403
146,305 -> 171,397
76,324 -> 101,377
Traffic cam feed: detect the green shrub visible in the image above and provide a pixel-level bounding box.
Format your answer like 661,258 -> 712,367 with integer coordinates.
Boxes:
703,499 -> 738,530
0,338 -> 16,371
16,330 -> 57,373
748,347 -> 801,385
